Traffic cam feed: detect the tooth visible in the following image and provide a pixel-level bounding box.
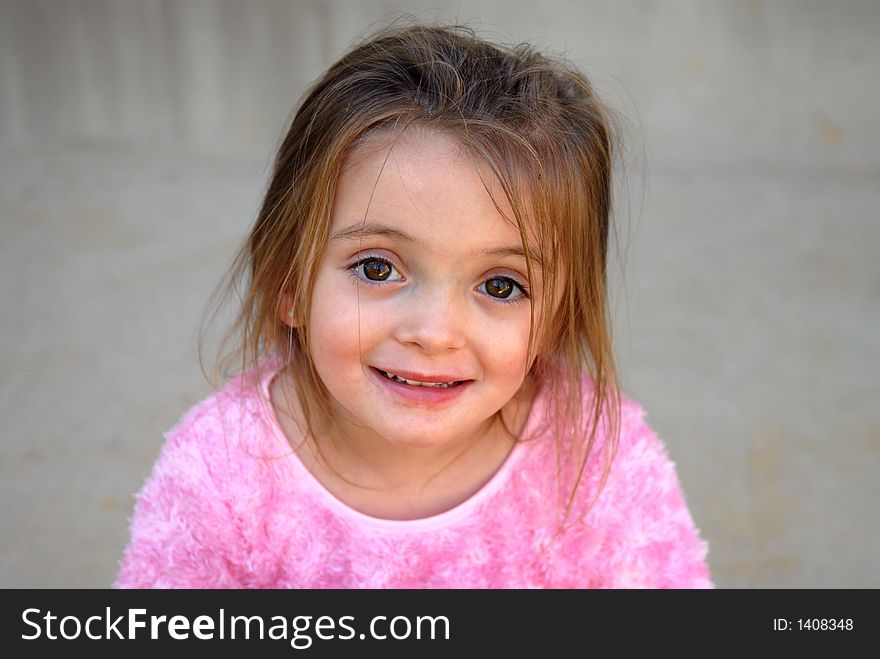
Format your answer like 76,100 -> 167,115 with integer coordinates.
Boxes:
381,369 -> 457,388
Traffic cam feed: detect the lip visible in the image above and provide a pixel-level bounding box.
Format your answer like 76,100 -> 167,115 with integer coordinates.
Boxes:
370,366 -> 473,405
373,367 -> 469,384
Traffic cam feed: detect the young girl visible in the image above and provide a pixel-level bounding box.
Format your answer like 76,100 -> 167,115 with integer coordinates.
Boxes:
116,24 -> 711,588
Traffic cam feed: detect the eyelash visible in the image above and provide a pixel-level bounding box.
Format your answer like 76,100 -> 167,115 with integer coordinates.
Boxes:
346,256 -> 530,305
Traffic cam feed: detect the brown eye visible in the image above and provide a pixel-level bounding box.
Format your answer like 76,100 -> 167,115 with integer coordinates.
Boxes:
485,277 -> 513,298
352,257 -> 400,283
363,259 -> 392,281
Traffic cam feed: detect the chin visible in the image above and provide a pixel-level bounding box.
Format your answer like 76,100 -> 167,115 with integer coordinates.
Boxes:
380,428 -> 461,450
388,435 -> 451,450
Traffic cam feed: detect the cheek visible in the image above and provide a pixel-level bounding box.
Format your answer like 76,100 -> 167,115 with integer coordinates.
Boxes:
308,275 -> 361,365
308,275 -> 389,369
479,313 -> 533,382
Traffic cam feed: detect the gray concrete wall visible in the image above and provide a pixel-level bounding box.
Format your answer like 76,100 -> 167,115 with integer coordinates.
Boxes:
1,0 -> 877,587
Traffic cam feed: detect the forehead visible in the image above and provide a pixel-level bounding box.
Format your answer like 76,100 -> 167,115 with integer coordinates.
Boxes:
332,129 -> 539,259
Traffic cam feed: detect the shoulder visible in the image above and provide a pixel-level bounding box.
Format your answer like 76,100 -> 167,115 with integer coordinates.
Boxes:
610,396 -> 679,491
115,366 -> 283,588
594,391 -> 688,519
597,394 -> 713,587
156,366 -> 280,479
141,367 -> 272,495
521,378 -> 712,587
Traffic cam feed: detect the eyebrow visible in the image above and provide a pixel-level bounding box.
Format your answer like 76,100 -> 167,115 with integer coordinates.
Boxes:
330,222 -> 543,268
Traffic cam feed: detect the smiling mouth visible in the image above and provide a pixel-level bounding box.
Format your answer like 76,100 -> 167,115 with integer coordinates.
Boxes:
374,368 -> 465,389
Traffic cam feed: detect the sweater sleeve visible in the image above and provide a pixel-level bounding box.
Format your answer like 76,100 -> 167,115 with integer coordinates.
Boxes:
114,407 -> 248,588
603,406 -> 713,589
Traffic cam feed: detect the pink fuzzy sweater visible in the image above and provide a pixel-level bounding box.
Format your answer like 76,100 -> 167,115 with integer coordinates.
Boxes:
116,365 -> 712,588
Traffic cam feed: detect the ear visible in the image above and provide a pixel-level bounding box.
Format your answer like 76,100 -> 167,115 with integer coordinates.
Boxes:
278,295 -> 303,328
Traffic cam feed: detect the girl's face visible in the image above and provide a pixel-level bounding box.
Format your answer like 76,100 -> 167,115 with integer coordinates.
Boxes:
301,130 -> 543,453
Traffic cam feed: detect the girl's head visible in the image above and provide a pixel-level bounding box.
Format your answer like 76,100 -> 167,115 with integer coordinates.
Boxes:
208,23 -> 620,521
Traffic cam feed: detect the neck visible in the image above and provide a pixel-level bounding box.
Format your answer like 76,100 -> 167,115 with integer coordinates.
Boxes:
270,366 -> 536,496
324,411 -> 516,492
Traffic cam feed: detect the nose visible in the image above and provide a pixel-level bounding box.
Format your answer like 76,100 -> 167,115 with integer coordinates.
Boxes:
392,283 -> 468,354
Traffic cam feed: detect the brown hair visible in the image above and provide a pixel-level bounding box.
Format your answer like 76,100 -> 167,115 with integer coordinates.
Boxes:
202,23 -> 621,530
